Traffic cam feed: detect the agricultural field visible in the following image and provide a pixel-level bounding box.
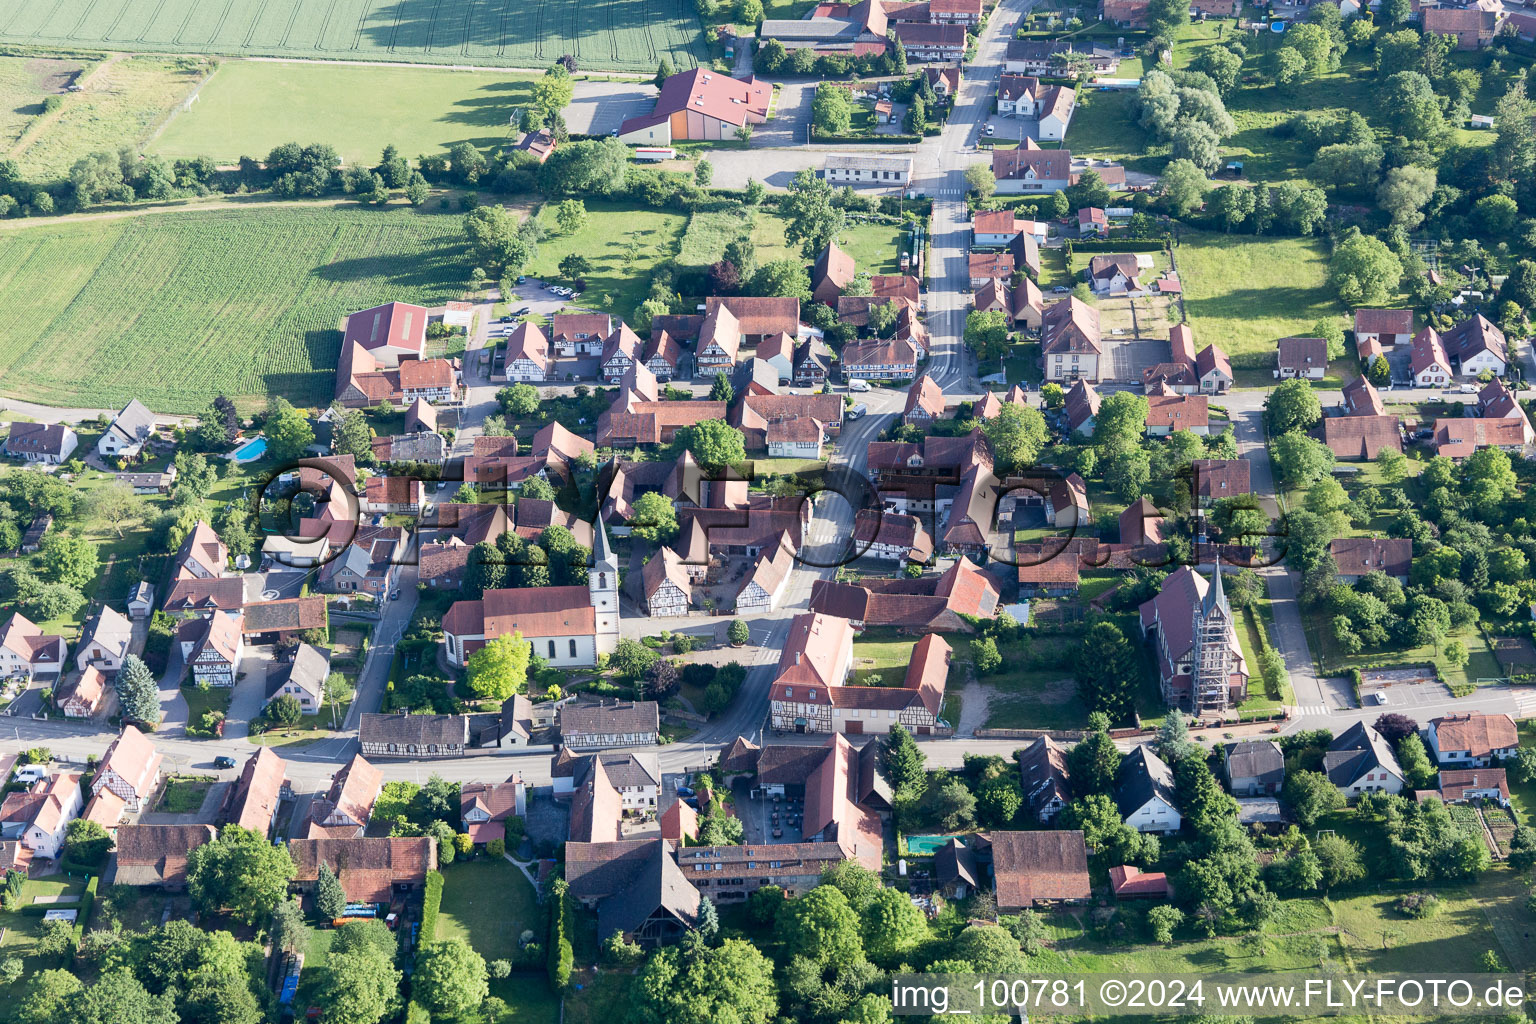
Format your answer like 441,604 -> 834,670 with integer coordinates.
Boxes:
153,60 -> 539,166
0,0 -> 709,73
0,202 -> 467,412
10,56 -> 205,182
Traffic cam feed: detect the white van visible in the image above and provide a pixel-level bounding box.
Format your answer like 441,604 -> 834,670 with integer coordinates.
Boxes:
14,765 -> 47,785
848,378 -> 871,393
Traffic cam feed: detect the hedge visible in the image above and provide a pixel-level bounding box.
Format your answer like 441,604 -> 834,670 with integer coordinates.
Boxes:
546,879 -> 572,992
418,870 -> 444,945
1063,238 -> 1172,254
812,134 -> 922,145
68,876 -> 98,955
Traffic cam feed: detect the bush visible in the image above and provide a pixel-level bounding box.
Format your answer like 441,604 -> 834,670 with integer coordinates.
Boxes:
1395,892 -> 1440,919
419,870 -> 444,943
487,838 -> 506,858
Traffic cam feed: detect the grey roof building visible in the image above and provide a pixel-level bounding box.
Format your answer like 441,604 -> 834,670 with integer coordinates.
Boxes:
560,701 -> 660,750
359,711 -> 471,759
1224,740 -> 1285,797
564,838 -> 699,945
1323,722 -> 1405,795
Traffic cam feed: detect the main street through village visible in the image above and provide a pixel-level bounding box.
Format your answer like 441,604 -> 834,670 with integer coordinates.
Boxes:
2,0 -> 1533,814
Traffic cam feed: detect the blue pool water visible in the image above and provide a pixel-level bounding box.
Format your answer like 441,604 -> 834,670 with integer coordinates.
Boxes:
232,437 -> 268,461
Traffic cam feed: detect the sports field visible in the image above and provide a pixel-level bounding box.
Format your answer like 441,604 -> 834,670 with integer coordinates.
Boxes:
0,202 -> 466,412
0,0 -> 708,73
154,61 -> 539,165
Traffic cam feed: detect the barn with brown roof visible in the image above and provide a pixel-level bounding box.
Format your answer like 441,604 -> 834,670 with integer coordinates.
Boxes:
990,830 -> 1091,910
110,824 -> 217,889
290,837 -> 438,904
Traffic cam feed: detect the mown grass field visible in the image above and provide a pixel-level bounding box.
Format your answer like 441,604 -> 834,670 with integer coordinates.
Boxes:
753,216 -> 907,277
525,200 -> 688,322
0,56 -> 89,154
154,60 -> 539,166
436,860 -> 560,1024
0,202 -> 466,412
0,0 -> 708,73
1175,230 -> 1345,387
9,56 -> 205,182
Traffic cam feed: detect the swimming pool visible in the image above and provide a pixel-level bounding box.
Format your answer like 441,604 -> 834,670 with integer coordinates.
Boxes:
230,437 -> 268,463
905,833 -> 965,856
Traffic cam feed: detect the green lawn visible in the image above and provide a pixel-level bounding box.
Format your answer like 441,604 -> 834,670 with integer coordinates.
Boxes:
850,638 -> 919,687
1301,604 -> 1499,692
155,62 -> 542,166
157,775 -> 216,813
0,878 -> 85,976
526,201 -> 689,325
0,203 -> 468,412
437,860 -> 558,1024
753,215 -> 908,277
0,0 -> 708,74
13,57 -> 206,182
183,685 -> 233,736
291,927 -> 336,1016
564,970 -> 634,1024
1063,88 -> 1149,171
1176,230 -> 1346,387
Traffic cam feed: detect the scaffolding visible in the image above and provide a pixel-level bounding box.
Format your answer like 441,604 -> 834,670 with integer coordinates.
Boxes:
1191,566 -> 1236,712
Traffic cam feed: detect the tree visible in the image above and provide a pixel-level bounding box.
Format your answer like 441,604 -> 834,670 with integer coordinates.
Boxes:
465,631 -> 531,700
558,253 -> 592,281
406,174 -> 429,206
266,694 -> 302,729
1267,378 -> 1323,433
630,491 -> 679,544
654,57 -> 675,89
965,163 -> 995,199
331,409 -> 375,465
1282,770 -> 1343,828
675,419 -> 746,470
318,940 -> 400,1024
728,618 -> 752,645
610,638 -> 660,680
116,654 -> 160,726
1271,432 -> 1335,486
91,484 -> 145,539
414,939 -> 489,1018
1475,194 -> 1520,237
1192,46 -> 1242,95
632,939 -> 777,1024
971,635 -> 1001,673
862,886 -> 928,961
1383,71 -> 1445,142
266,405 -> 315,465
315,862 -> 346,919
1203,183 -> 1253,232
709,371 -> 734,403
963,308 -> 1010,367
1074,621 -> 1138,720
1145,0 -> 1189,39
981,403 -> 1048,474
1274,46 -> 1307,91
186,824 -> 296,925
16,971 -> 82,1024
1329,229 -> 1403,305
463,205 -> 533,276
695,159 -> 713,187
1170,118 -> 1222,174
534,65 -> 575,116
750,257 -> 812,301
554,198 -> 587,234
1493,76 -> 1535,180
776,884 -> 862,967
882,725 -> 925,794
272,899 -> 310,957
1148,904 -> 1184,944
1397,733 -> 1436,788
1313,833 -> 1365,888
781,169 -> 846,259
40,533 -> 98,589
1158,159 -> 1208,217
812,83 -> 852,134
1377,165 -> 1436,229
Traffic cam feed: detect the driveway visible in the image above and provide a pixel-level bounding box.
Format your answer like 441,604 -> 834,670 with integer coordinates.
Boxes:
753,81 -> 815,148
222,646 -> 274,740
566,81 -> 656,137
985,112 -> 1039,143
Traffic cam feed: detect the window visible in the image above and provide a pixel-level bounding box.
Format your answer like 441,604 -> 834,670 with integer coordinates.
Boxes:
569,639 -> 578,658
548,640 -> 556,658
598,572 -> 606,589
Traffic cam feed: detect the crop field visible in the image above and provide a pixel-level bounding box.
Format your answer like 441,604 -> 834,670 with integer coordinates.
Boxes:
0,202 -> 466,412
153,60 -> 539,165
0,0 -> 709,73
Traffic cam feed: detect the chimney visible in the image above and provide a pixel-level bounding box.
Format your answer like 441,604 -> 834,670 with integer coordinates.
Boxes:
795,652 -> 802,665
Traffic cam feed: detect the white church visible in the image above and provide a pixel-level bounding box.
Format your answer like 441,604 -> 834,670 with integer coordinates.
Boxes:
441,521 -> 620,668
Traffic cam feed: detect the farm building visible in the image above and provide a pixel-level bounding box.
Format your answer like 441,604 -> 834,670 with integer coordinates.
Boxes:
619,69 -> 771,145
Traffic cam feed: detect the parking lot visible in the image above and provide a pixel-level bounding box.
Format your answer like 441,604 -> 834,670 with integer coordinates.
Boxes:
1099,336 -> 1169,384
732,777 -> 805,845
566,81 -> 657,137
1359,667 -> 1454,709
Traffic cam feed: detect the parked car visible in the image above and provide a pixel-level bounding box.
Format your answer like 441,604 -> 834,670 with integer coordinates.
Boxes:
513,307 -> 531,316
984,124 -> 995,136
14,765 -> 47,785
848,378 -> 871,392
677,786 -> 694,797
389,590 -> 401,601
848,403 -> 867,419
213,756 -> 237,769
499,315 -> 513,323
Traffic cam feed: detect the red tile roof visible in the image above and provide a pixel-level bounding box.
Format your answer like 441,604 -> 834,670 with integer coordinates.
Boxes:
1431,713 -> 1518,759
990,830 -> 1091,909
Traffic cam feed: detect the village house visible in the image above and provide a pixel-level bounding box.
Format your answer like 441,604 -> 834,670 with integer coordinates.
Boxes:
0,613 -> 66,681
1018,735 -> 1072,823
264,642 -> 330,717
4,422 -> 77,465
503,322 -> 552,382
1475,378 -> 1536,443
1434,416 -> 1529,460
737,535 -> 796,613
1139,566 -> 1248,712
97,399 -> 158,460
903,375 -> 946,428
57,666 -> 106,719
128,582 -> 155,619
550,313 -> 614,358
769,612 -> 855,732
461,776 -> 526,841
704,297 -> 799,345
756,332 -> 796,383
1342,375 -> 1386,417
843,337 -> 919,381
936,831 -> 1090,909
317,528 -> 402,598
1353,308 -> 1413,349
1110,864 -> 1170,899
561,701 -> 661,749
810,555 -> 999,632
75,605 -> 133,674
1003,39 -> 1119,76
307,754 -> 382,839
1191,458 -> 1250,507
92,725 -> 163,812
812,242 -> 857,306
600,323 -> 644,383
1116,746 -> 1182,833
513,128 -> 556,163
1078,206 -> 1108,237
795,338 -> 834,385
1328,537 -> 1411,583
1224,740 -> 1285,797
0,772 -> 82,863
1274,336 -> 1328,379
223,748 -> 287,838
109,824 -> 216,889
290,837 -> 438,904
1441,313 -> 1508,377
851,509 -> 934,563
1326,722 -> 1405,795
1322,415 -> 1403,460
361,476 -> 422,516
1064,378 -> 1101,436
1424,6 -> 1502,48
1087,254 -> 1142,295
1040,296 -> 1101,383
1437,769 -> 1509,806
992,139 -> 1073,193
967,251 -> 1014,288
641,548 -> 692,617
177,610 -> 242,687
564,838 -> 699,946
1427,713 -> 1519,767
1412,326 -> 1454,386
1145,393 -> 1209,436
361,711 -> 471,759
891,21 -> 967,59
823,154 -> 914,186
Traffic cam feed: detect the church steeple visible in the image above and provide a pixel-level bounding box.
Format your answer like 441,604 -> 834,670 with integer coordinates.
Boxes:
590,517 -> 620,655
